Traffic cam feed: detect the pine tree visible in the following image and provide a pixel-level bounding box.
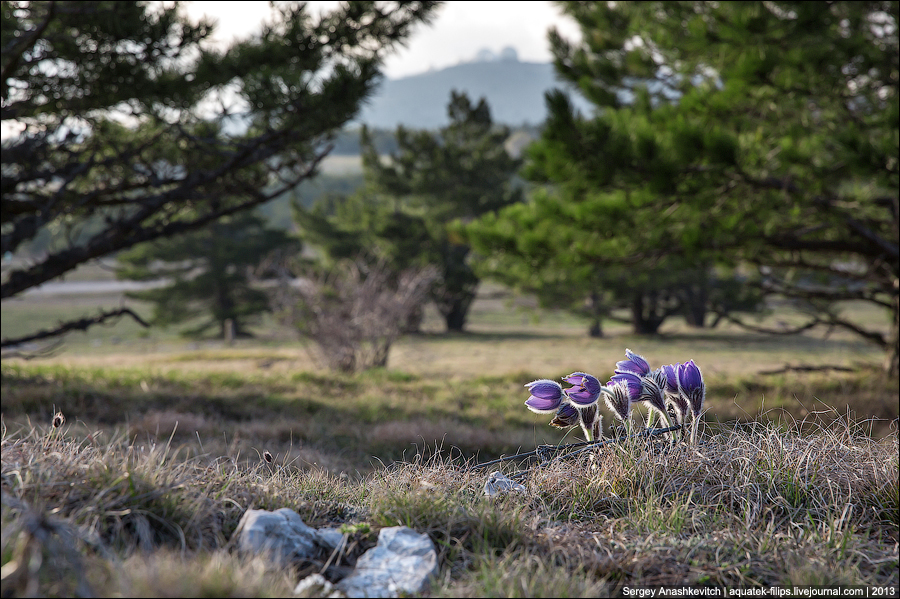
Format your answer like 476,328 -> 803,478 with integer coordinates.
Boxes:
296,91 -> 524,332
1,0 -> 438,349
115,211 -> 297,338
465,1 -> 898,373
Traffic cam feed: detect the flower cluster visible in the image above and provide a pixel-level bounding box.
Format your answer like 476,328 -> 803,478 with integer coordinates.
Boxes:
524,349 -> 707,445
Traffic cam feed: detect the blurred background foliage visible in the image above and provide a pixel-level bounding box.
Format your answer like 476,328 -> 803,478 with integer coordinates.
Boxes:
2,1 -> 897,377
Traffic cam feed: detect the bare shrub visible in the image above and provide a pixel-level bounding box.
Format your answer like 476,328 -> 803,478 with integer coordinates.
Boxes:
268,257 -> 437,372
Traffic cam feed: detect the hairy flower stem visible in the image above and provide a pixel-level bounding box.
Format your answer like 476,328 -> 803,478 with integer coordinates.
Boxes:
690,413 -> 700,446
580,424 -> 594,442
654,408 -> 675,443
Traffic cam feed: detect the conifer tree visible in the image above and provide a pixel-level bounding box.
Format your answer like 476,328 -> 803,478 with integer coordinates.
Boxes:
465,1 -> 898,373
115,211 -> 296,338
296,91 -> 523,332
1,0 -> 438,349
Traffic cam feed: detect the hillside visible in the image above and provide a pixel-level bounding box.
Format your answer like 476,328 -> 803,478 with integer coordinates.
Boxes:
353,59 -> 595,130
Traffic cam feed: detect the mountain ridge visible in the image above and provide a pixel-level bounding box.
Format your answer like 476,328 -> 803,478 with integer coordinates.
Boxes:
353,59 -> 594,130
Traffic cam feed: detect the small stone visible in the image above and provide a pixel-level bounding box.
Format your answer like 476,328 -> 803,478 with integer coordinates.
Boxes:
293,573 -> 344,598
483,471 -> 526,497
336,526 -> 438,598
234,508 -> 321,565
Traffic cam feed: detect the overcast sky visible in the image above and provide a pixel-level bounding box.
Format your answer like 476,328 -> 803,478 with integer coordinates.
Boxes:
183,1 -> 582,79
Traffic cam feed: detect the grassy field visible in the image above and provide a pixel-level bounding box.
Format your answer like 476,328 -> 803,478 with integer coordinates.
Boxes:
1,284 -> 897,596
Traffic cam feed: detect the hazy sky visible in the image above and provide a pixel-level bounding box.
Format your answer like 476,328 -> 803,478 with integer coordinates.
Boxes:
183,1 -> 582,79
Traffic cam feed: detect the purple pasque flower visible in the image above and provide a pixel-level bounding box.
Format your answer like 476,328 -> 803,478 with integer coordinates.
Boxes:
677,359 -> 706,445
610,370 -> 665,414
549,403 -> 579,429
562,372 -> 602,407
615,348 -> 651,377
639,369 -> 669,416
638,371 -> 673,429
549,394 -> 603,441
660,364 -> 680,394
524,379 -> 564,414
608,371 -> 643,401
661,363 -> 690,426
561,372 -> 604,440
677,360 -> 706,419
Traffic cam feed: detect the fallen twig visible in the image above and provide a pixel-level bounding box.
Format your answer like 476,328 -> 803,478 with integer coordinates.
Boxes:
467,424 -> 683,478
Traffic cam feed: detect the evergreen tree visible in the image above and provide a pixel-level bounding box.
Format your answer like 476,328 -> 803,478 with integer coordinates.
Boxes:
464,1 -> 898,373
295,91 -> 524,332
115,211 -> 297,338
360,91 -> 524,331
1,0 -> 438,349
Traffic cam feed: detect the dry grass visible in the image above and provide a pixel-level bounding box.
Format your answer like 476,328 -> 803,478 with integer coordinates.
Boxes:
1,289 -> 897,595
2,413 -> 895,597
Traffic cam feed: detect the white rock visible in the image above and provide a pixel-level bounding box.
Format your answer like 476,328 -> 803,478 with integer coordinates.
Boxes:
336,526 -> 439,598
234,508 -> 324,565
483,471 -> 526,497
293,573 -> 344,598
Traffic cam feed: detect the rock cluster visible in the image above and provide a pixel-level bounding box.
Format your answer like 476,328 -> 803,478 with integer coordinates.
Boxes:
234,508 -> 439,598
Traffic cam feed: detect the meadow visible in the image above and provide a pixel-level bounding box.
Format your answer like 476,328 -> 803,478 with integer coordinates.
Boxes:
1,283 -> 897,597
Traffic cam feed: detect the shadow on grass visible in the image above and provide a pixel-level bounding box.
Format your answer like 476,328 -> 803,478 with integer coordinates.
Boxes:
3,360 -> 896,474
0,363 -> 559,473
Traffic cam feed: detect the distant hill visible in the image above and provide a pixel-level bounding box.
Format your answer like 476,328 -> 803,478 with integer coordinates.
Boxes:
352,59 -> 595,130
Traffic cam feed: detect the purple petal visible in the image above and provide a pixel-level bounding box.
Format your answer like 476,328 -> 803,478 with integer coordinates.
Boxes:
615,349 -> 651,376
580,373 -> 602,395
615,361 -> 645,376
677,360 -> 706,416
661,364 -> 680,392
525,379 -> 564,400
609,372 -> 642,401
609,371 -> 640,385
525,394 -> 563,414
677,361 -> 703,391
565,386 -> 600,407
562,372 -> 590,385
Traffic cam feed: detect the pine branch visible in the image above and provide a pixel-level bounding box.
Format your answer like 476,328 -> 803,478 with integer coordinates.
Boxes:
0,308 -> 150,349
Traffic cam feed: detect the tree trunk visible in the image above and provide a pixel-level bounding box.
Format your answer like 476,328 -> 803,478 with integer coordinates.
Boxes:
631,292 -> 664,335
373,340 -> 390,368
886,295 -> 899,377
681,272 -> 710,328
588,289 -> 604,338
444,300 -> 469,332
402,303 -> 424,334
683,296 -> 707,328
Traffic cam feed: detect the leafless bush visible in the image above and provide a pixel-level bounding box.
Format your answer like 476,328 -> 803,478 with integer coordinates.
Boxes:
268,257 -> 437,372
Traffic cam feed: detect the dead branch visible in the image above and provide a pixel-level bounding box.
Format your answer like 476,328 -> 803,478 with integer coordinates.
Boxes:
0,308 -> 150,349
